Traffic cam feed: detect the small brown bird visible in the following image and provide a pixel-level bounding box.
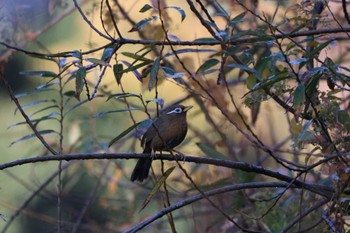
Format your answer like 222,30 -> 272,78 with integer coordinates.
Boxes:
131,105 -> 192,182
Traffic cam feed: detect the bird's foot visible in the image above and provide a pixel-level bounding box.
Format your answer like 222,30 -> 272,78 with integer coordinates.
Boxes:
151,150 -> 157,160
175,152 -> 186,163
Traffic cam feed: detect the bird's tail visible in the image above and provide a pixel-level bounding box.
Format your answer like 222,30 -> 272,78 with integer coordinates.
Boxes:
130,149 -> 152,182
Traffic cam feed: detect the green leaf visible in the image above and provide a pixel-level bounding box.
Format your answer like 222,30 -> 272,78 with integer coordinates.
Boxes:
192,38 -> 219,43
246,74 -> 258,90
297,119 -> 313,141
108,121 -> 143,147
338,110 -> 350,130
146,98 -> 164,108
140,167 -> 175,211
10,130 -> 56,146
308,40 -> 334,58
251,71 -> 289,91
128,16 -> 158,32
227,63 -> 257,75
135,119 -> 152,139
29,105 -> 59,118
196,59 -> 220,74
75,67 -> 86,100
8,113 -> 58,129
64,91 -> 76,97
69,50 -> 82,59
113,64 -> 124,85
165,6 -> 186,22
14,100 -> 54,115
196,143 -> 226,159
293,83 -> 305,107
84,58 -> 111,67
101,44 -> 117,61
19,71 -> 57,78
15,89 -> 56,98
121,51 -> 153,62
64,95 -> 104,116
228,12 -> 246,25
106,93 -> 140,102
148,56 -> 161,91
121,60 -> 152,82
139,4 -> 153,13
94,108 -> 140,118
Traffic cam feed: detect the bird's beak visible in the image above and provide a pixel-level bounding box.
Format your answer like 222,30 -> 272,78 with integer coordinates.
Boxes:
183,105 -> 193,112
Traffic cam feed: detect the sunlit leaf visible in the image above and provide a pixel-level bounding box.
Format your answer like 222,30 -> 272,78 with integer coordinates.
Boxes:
246,75 -> 258,90
290,117 -> 302,135
140,167 -> 175,210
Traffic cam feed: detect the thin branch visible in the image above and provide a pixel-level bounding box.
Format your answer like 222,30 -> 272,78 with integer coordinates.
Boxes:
123,182 -> 306,233
185,0 -> 222,41
280,198 -> 329,233
0,62 -> 58,155
73,0 -> 112,41
0,152 -> 334,198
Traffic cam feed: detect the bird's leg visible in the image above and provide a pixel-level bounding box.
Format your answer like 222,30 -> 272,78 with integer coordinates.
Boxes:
172,149 -> 185,162
151,149 -> 156,160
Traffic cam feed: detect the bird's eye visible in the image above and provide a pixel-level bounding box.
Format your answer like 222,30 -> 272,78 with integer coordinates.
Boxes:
174,107 -> 182,113
167,107 -> 183,114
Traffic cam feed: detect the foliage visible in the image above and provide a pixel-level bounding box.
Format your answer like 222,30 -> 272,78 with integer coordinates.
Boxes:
0,0 -> 350,232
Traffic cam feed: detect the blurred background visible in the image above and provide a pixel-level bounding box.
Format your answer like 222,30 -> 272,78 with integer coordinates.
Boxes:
0,0 -> 349,232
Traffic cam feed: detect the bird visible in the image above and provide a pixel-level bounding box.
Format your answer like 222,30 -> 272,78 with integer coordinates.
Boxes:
131,105 -> 192,182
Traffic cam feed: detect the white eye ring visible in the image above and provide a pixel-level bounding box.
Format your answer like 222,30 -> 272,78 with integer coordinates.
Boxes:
167,107 -> 182,114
